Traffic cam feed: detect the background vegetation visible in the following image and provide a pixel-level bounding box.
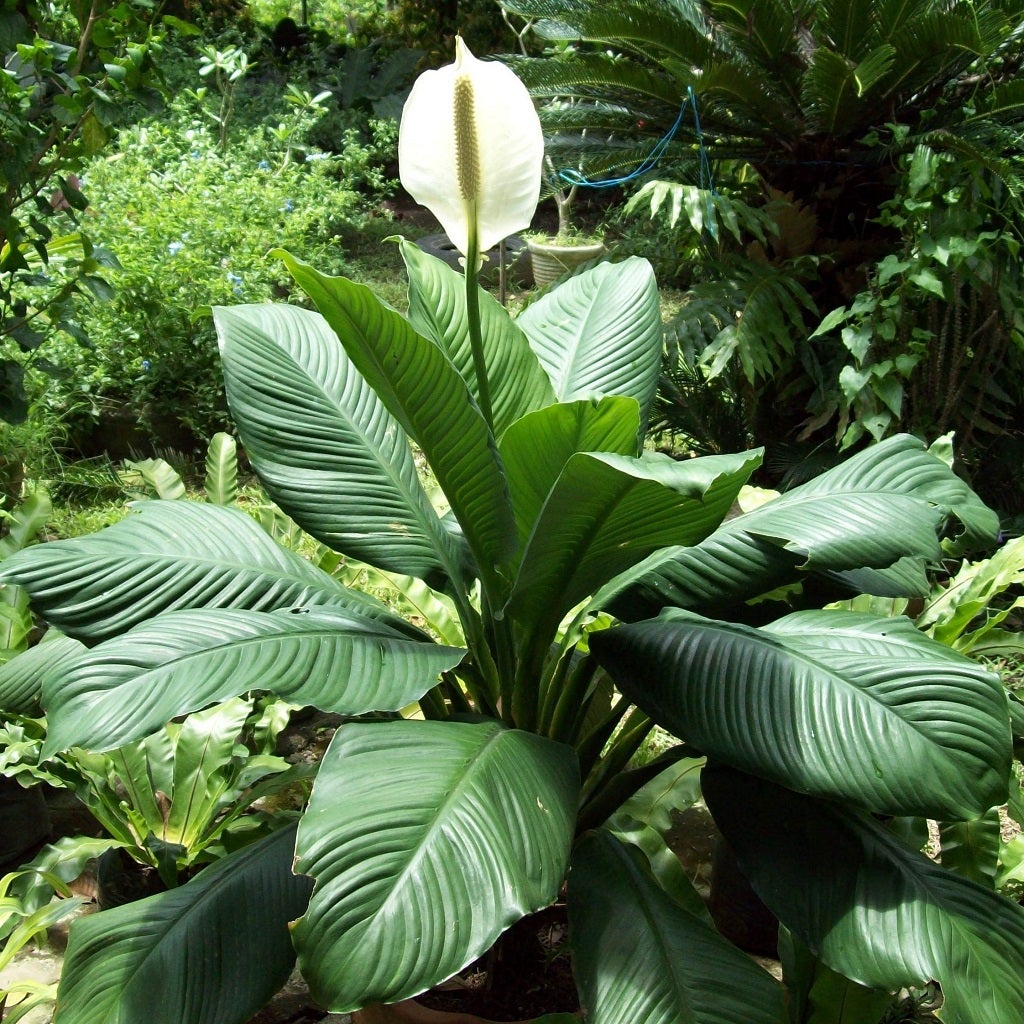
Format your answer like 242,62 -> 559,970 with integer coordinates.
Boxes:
2,3 -> 1024,1020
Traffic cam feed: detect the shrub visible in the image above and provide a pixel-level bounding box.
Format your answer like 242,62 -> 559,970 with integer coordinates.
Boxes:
44,91 -> 396,446
0,0 -> 161,425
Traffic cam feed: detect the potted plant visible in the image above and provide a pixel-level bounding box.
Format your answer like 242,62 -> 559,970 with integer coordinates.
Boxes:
1,37 -> 1023,1024
525,149 -> 605,288
502,15 -> 605,289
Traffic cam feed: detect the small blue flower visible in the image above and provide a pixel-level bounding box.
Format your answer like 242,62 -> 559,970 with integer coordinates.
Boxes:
141,359 -> 151,372
281,198 -> 294,212
227,271 -> 244,295
258,160 -> 271,171
167,241 -> 184,256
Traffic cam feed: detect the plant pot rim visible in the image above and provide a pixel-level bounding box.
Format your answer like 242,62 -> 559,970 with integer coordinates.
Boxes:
352,997 -> 541,1024
525,236 -> 604,255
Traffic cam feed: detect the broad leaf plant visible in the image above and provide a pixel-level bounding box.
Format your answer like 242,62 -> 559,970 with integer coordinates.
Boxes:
0,38 -> 1021,1024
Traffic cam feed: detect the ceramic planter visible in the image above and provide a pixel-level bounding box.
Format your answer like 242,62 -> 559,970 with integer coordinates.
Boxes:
526,238 -> 605,289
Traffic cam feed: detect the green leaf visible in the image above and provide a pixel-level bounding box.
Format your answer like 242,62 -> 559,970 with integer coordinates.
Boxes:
939,810 -> 1002,888
516,258 -> 662,430
204,432 -> 238,506
607,816 -> 711,924
41,608 -> 464,755
0,501 -> 404,642
506,450 -> 761,643
292,719 -> 579,1011
499,396 -> 642,546
778,929 -> 893,1024
606,755 -> 706,839
0,587 -> 32,660
362,568 -> 465,647
853,44 -> 896,95
607,434 -> 996,620
52,825 -> 312,1024
592,609 -> 1010,819
909,267 -> 946,298
214,303 -> 460,589
0,632 -> 83,714
569,830 -> 786,1024
163,697 -> 254,852
703,764 -> 1024,1024
0,490 -> 50,560
802,47 -> 857,134
400,238 -> 556,438
122,458 -> 186,501
277,252 -> 517,596
917,535 -> 1024,651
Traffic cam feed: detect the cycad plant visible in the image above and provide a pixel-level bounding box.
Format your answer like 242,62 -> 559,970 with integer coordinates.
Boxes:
0,36 -> 1022,1024
503,0 -> 1024,233
502,0 -> 1024,470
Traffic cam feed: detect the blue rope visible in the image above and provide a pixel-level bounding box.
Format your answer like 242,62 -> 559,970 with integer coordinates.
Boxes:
556,86 -> 714,190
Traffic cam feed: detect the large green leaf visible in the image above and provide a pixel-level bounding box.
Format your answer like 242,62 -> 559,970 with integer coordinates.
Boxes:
400,239 -> 556,438
292,719 -> 579,1012
278,252 -> 517,596
0,501 -> 403,643
607,434 -> 997,619
939,810 -> 1002,888
516,258 -> 662,430
52,825 -> 312,1024
0,631 -> 83,713
499,396 -> 642,546
569,830 -> 786,1024
778,929 -> 893,1024
504,450 -> 761,643
591,609 -> 1010,819
776,433 -> 998,556
215,303 -> 459,589
123,457 -> 187,501
702,764 -> 1024,1024
40,608 -> 464,755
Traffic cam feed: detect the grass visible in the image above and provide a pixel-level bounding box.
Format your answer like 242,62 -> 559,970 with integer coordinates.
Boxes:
335,215 -> 412,311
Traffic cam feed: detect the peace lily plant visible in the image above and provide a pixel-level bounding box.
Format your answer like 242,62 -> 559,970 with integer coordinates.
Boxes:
2,38 -> 1024,1024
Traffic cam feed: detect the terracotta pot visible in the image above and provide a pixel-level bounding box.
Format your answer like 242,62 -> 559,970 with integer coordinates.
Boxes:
526,238 -> 605,289
353,1000 -> 537,1024
356,1001 -> 500,1024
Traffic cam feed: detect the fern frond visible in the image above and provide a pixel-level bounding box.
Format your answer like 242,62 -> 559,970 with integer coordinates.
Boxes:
698,262 -> 819,383
625,182 -> 777,245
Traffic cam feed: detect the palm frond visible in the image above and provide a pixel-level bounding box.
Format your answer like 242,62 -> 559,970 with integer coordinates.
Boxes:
503,0 -> 714,63
651,346 -> 754,455
816,0 -> 879,59
508,52 -> 685,107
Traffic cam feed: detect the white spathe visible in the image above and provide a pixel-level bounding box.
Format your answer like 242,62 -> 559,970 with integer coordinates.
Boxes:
399,37 -> 543,260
